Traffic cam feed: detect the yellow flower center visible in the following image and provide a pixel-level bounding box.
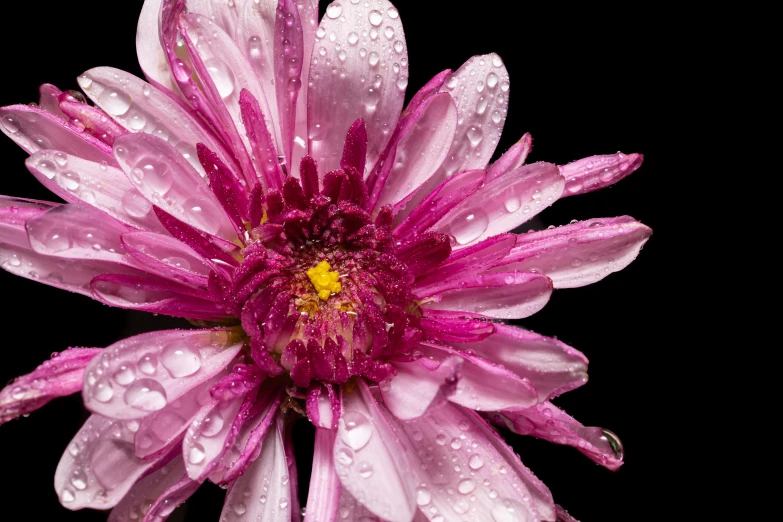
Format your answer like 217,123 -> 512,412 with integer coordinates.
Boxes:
306,260 -> 342,301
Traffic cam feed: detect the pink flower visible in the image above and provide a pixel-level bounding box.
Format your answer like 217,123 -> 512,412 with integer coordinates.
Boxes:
0,0 -> 651,521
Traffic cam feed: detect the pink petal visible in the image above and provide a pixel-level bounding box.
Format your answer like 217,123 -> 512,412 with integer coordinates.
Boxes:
382,355 -> 461,420
420,271 -> 553,320
39,83 -> 68,119
0,348 -> 100,425
58,94 -> 129,146
393,169 -> 485,237
25,150 -> 165,232
491,216 -> 652,288
419,342 -> 538,411
122,231 -> 213,289
239,89 -> 285,191
0,195 -> 56,247
433,53 -> 510,180
304,428 -> 340,522
398,403 -> 556,521
77,67 -> 235,178
152,206 -> 240,268
179,12 -> 272,184
198,143 -> 251,235
556,505 -> 580,522
25,204 -> 130,264
560,152 -> 643,197
220,415 -> 293,522
81,329 -> 242,420
334,379 -> 417,522
434,162 -> 564,248
487,132 -> 533,183
489,402 -> 624,471
54,414 -> 167,510
368,91 -> 457,212
137,0 -> 180,94
186,0 -> 243,38
113,133 -> 237,240
274,0 -> 304,168
306,383 -> 340,430
289,0 -> 318,173
108,455 -> 199,522
0,104 -> 115,163
307,0 -> 408,174
453,323 -> 588,401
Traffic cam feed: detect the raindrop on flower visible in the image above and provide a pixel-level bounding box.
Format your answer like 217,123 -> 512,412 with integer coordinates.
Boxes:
339,411 -> 372,450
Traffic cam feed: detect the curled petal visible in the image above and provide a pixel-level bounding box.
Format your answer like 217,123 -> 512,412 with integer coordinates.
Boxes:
560,152 -> 643,197
81,329 -> 242,420
487,132 -> 533,182
0,348 -> 100,425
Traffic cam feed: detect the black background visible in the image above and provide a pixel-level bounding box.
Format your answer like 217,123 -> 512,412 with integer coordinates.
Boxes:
0,1 -> 701,520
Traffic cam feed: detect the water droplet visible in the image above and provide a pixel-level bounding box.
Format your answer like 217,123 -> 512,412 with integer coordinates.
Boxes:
124,379 -> 167,412
1,116 -> 20,134
364,87 -> 381,109
500,81 -> 510,92
201,412 -> 225,437
57,170 -> 81,192
491,110 -> 502,124
468,454 -> 484,470
504,196 -> 521,213
326,2 -> 343,18
138,353 -> 158,375
336,447 -> 354,466
142,85 -> 152,96
188,442 -> 206,464
416,487 -> 431,506
161,342 -> 202,378
71,469 -> 88,490
450,209 -> 489,245
338,50 -> 347,62
128,112 -> 147,131
61,488 -> 75,503
279,498 -> 289,509
347,32 -> 360,45
450,438 -> 463,450
122,191 -> 152,219
204,59 -> 236,99
492,55 -> 503,67
466,126 -> 483,146
53,152 -> 68,167
396,76 -> 408,90
358,461 -> 374,478
368,51 -> 380,67
368,10 -> 383,26
393,41 -> 405,55
113,365 -> 136,385
454,499 -> 470,514
99,89 -> 132,116
387,7 -> 399,18
42,229 -> 72,253
435,433 -> 447,445
384,26 -> 394,39
486,72 -> 499,89
35,158 -> 57,179
339,411 -> 372,450
476,96 -> 488,114
458,478 -> 475,494
134,157 -> 172,194
491,499 -> 531,522
577,427 -> 624,460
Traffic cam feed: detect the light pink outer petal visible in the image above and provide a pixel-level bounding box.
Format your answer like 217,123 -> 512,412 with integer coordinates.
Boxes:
182,391 -> 245,480
54,414 -> 168,510
489,401 -> 624,471
307,0 -> 408,175
82,329 -> 242,420
290,0 -> 318,174
122,231 -> 213,289
186,0 -> 244,38
0,348 -> 100,426
434,162 -> 565,248
371,92 -> 457,211
490,216 -> 653,289
0,195 -> 56,247
453,324 -> 588,402
382,355 -> 461,420
113,133 -> 237,240
419,342 -> 538,412
0,105 -> 115,163
487,132 -> 533,183
108,455 -> 198,522
334,379 -> 417,522
77,67 -> 235,178
560,152 -> 643,197
39,84 -> 68,119
304,428 -> 340,522
274,0 -> 304,168
137,0 -> 180,94
220,415 -> 293,522
420,271 -> 553,320
398,403 -> 555,522
25,150 -> 165,233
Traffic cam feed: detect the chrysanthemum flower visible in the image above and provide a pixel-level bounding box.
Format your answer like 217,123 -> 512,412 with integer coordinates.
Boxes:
0,1 -> 651,521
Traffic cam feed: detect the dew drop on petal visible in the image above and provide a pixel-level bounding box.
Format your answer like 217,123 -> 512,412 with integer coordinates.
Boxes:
160,342 -> 202,378
339,411 -> 372,450
336,448 -> 354,466
99,89 -> 131,116
458,478 -> 475,494
188,443 -> 206,464
358,461 -> 374,478
200,412 -> 224,437
416,487 -> 431,506
326,2 -> 343,19
204,59 -> 236,99
124,379 -> 167,412
450,209 -> 489,245
93,379 -> 114,403
113,365 -> 136,385
137,353 -> 158,375
368,10 -> 383,26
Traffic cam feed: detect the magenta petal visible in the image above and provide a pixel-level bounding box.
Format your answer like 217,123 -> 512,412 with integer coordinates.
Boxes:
58,94 -> 128,146
198,143 -> 251,235
419,342 -> 538,411
54,414 -> 168,510
0,348 -> 100,425
335,380 -> 417,522
307,0 -> 408,174
420,271 -> 553,320
304,428 -> 340,522
153,206 -> 239,267
491,216 -> 653,288
435,162 -> 565,248
341,119 -> 368,175
220,415 -> 294,522
382,355 -> 461,420
394,169 -> 485,237
77,67 -> 235,178
240,89 -> 285,191
419,315 -> 495,343
108,455 -> 199,522
274,0 -> 304,168
453,323 -> 588,401
490,402 -> 624,471
487,132 -> 533,182
0,104 -> 115,163
397,402 -> 555,521
81,329 -> 242,420
136,0 -> 179,94
560,152 -> 643,197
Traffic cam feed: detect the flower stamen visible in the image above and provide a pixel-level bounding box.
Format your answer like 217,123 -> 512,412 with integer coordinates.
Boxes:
306,260 -> 342,301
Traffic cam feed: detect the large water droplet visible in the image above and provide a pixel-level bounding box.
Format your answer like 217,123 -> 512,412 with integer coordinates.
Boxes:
113,364 -> 136,385
466,125 -> 484,146
486,72 -> 499,89
358,461 -> 374,478
326,2 -> 343,18
200,412 -> 224,437
135,157 -> 173,195
124,379 -> 168,412
234,502 -> 247,515
138,353 -> 158,375
43,230 -> 72,253
70,468 -> 88,490
57,170 -> 81,192
61,488 -> 75,503
384,26 -> 395,39
577,427 -> 624,460
396,76 -> 408,90
348,32 -> 359,45
504,196 -> 521,213
416,487 -> 431,506
339,411 -> 372,450
161,342 -> 202,378
204,59 -> 236,99
99,89 -> 132,116
188,442 -> 206,464
128,112 -> 147,131
435,433 -> 447,445
93,379 -> 114,403
35,158 -> 57,179
368,51 -> 380,67
368,10 -> 383,26
1,115 -> 20,134
450,209 -> 489,245
458,478 -> 476,494
393,40 -> 404,54
468,454 -> 484,470
491,500 -> 531,522
364,87 -> 382,109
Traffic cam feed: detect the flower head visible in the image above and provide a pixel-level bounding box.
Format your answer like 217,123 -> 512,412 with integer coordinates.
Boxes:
0,1 -> 650,521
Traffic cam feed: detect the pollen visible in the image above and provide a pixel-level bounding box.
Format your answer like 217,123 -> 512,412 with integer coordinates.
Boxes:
306,260 -> 342,301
